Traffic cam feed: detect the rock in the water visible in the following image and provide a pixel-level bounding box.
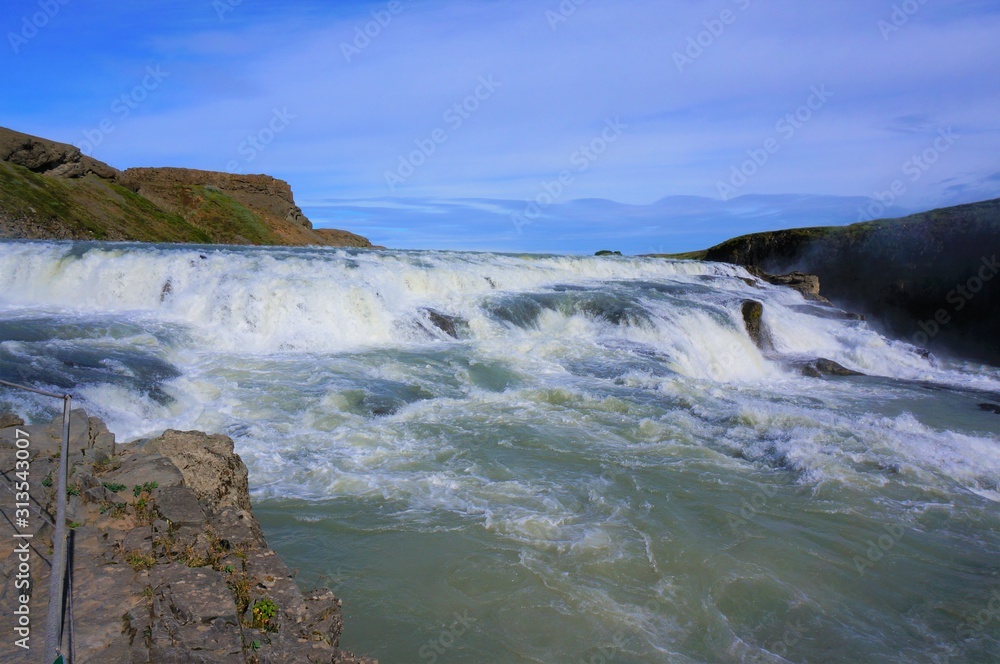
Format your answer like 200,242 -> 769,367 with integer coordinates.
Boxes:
418,308 -> 468,339
801,358 -> 864,378
979,403 -> 1000,414
595,250 -> 622,256
741,300 -> 773,350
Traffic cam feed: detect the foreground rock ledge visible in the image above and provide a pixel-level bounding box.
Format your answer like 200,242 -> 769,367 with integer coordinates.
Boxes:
0,410 -> 376,664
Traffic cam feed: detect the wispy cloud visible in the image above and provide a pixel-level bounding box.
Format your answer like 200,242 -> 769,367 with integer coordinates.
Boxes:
1,0 -> 998,251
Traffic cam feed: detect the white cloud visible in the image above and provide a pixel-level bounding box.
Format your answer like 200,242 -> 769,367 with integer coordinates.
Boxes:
5,0 -> 999,250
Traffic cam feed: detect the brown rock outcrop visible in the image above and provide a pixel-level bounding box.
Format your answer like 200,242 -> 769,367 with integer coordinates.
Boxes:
746,267 -> 828,303
0,411 -> 376,663
118,167 -> 314,230
0,126 -> 119,179
142,430 -> 252,512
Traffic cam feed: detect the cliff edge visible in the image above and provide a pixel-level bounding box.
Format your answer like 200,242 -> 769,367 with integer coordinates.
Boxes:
681,198 -> 1000,365
0,127 -> 371,248
0,410 -> 376,663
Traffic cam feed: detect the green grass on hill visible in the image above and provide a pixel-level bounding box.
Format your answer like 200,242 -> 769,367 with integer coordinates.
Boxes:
0,160 -> 284,245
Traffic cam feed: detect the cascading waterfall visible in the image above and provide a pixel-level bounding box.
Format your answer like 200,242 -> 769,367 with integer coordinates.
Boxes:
2,240 -> 998,663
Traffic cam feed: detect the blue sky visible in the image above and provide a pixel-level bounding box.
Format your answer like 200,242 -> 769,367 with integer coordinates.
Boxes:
2,0 -> 999,253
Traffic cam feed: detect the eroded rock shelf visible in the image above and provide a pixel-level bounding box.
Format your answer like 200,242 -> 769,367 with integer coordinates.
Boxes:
0,410 -> 375,663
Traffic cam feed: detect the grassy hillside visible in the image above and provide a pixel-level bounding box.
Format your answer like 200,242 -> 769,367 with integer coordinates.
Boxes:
0,161 -> 207,241
0,160 -> 365,245
0,126 -> 373,247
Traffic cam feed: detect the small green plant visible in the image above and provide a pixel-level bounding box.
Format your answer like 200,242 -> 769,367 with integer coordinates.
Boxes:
142,585 -> 154,600
228,572 -> 254,617
103,482 -> 126,493
131,482 -> 159,524
133,497 -> 156,524
223,564 -> 235,574
67,485 -> 80,496
133,481 -> 158,497
249,640 -> 261,651
100,501 -> 129,518
42,472 -> 53,487
124,550 -> 156,571
93,455 -> 122,475
251,598 -> 278,630
180,544 -> 211,568
68,521 -> 82,529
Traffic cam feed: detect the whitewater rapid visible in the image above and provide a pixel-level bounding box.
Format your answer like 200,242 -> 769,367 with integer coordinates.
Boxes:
1,241 -> 998,662
0,241 -> 977,374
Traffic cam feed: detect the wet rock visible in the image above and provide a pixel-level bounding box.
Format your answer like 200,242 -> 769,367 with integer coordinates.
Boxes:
160,280 -> 173,302
741,300 -> 773,351
979,403 -> 1000,414
418,308 -> 468,339
801,358 -> 865,378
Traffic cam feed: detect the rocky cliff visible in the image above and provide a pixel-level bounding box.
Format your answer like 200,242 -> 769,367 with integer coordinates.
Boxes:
681,198 -> 1000,365
0,127 -> 372,248
0,127 -> 118,180
0,410 -> 376,663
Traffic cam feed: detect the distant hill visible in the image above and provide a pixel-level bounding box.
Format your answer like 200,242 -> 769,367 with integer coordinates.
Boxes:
0,127 -> 372,247
673,198 -> 1000,365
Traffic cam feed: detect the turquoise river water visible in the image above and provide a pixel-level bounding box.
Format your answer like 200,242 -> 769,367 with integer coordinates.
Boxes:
0,242 -> 998,663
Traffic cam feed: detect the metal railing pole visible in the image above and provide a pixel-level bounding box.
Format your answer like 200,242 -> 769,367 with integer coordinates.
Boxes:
1,378 -> 74,662
43,395 -> 71,664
